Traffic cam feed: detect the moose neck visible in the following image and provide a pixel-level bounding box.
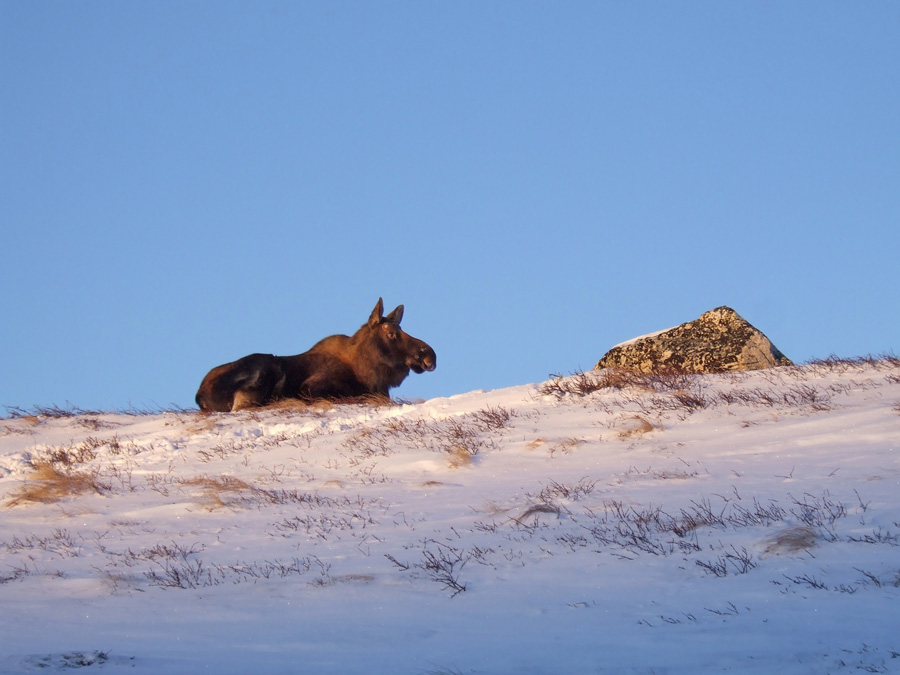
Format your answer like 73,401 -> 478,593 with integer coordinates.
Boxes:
345,326 -> 408,395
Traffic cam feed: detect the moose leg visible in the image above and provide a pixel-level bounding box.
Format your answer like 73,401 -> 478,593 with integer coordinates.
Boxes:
196,354 -> 284,412
299,359 -> 367,400
302,377 -> 359,400
232,389 -> 262,411
231,369 -> 286,410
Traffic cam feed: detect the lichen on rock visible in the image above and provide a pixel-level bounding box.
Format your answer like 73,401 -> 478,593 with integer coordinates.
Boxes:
595,306 -> 792,374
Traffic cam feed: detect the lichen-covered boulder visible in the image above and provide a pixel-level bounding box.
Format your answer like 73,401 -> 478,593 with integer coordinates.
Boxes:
595,306 -> 792,374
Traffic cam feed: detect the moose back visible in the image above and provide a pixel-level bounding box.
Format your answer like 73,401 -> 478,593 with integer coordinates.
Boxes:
195,299 -> 436,412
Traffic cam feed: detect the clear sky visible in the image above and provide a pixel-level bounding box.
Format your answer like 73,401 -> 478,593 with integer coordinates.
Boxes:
2,2 -> 898,412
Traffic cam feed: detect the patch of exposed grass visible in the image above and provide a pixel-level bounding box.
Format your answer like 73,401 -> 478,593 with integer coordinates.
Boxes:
245,394 -> 394,419
549,437 -> 584,456
763,526 -> 819,555
6,462 -> 110,506
446,445 -> 474,469
617,415 -> 657,440
177,475 -> 256,510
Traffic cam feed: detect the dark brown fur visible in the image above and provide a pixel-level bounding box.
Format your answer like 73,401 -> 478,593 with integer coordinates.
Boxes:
195,299 -> 436,412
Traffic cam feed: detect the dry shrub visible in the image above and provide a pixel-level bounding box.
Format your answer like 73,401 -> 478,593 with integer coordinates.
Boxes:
6,462 -> 109,506
515,503 -> 561,525
540,370 -> 609,397
533,478 -> 598,503
471,406 -> 516,430
77,417 -> 114,431
479,500 -> 510,516
598,368 -> 696,392
333,573 -> 375,584
43,437 -> 106,468
596,368 -> 637,390
541,368 -> 697,399
806,353 -> 899,371
3,404 -> 100,419
651,468 -> 700,480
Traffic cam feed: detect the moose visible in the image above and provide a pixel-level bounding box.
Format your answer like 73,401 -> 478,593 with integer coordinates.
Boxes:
195,299 -> 437,412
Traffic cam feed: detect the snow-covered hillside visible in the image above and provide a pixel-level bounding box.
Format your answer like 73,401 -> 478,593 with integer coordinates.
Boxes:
1,359 -> 899,674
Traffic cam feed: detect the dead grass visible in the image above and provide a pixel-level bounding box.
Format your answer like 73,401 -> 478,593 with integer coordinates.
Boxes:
185,415 -> 220,434
340,407 -> 517,464
177,475 -> 256,510
265,394 -> 394,415
524,437 -> 581,455
265,398 -> 330,414
549,437 -> 584,456
1,416 -> 42,437
77,417 -> 116,431
447,445 -> 474,469
617,415 -> 657,440
763,526 -> 819,555
6,462 -> 110,506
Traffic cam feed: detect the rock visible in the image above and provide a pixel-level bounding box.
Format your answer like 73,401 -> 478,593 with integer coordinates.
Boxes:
595,306 -> 792,374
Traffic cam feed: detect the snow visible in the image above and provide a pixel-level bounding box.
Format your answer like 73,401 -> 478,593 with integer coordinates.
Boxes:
1,360 -> 899,674
610,325 -> 676,350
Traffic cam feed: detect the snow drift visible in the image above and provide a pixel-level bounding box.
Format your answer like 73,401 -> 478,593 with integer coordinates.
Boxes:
1,358 -> 899,674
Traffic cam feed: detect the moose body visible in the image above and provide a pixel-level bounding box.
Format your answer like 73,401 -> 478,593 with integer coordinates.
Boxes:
195,299 -> 436,412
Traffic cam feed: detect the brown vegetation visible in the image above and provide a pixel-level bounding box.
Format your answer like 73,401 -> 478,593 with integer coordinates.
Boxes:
7,462 -> 109,506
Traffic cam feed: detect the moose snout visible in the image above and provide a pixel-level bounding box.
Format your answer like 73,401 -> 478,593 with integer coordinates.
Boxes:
410,345 -> 436,373
421,347 -> 436,372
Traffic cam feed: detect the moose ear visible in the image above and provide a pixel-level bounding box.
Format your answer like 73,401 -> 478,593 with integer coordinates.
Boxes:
368,298 -> 385,327
384,304 -> 404,325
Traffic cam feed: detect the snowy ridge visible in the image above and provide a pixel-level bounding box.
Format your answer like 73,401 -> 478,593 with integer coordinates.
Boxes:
1,360 -> 899,674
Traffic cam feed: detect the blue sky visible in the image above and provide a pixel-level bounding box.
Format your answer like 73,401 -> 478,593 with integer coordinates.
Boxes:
2,2 -> 898,411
